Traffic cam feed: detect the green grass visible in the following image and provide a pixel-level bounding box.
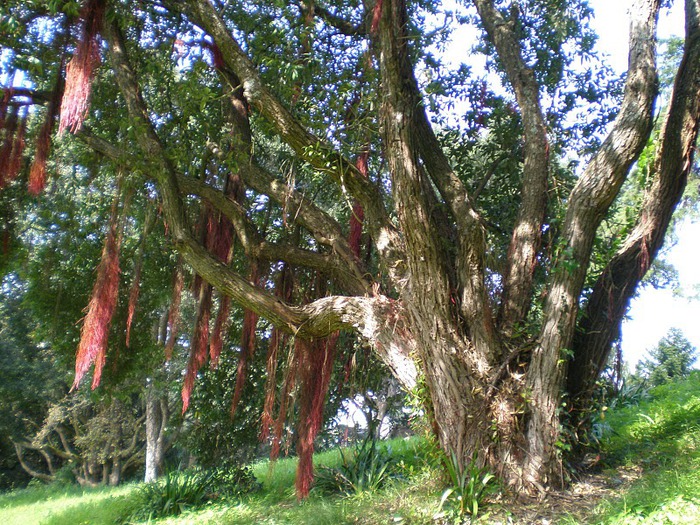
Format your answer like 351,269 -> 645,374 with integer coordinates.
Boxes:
0,483 -> 137,525
575,371 -> 700,525
2,375 -> 699,524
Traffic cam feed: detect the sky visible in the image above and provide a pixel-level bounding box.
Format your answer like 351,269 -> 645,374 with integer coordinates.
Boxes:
588,0 -> 699,369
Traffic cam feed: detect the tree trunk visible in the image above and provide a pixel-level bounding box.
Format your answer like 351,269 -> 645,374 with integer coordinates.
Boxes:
109,457 -> 122,486
144,387 -> 166,483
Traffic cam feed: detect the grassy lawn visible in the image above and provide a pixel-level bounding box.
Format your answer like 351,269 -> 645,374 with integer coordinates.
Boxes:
1,372 -> 699,524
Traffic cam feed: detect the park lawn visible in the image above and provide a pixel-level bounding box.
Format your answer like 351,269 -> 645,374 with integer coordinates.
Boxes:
0,372 -> 698,524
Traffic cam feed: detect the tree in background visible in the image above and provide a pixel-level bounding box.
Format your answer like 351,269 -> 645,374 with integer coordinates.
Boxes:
1,0 -> 699,496
636,328 -> 698,386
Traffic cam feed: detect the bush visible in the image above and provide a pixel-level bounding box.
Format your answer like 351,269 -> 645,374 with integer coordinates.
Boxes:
206,464 -> 261,500
315,435 -> 395,496
129,470 -> 211,521
128,465 -> 259,521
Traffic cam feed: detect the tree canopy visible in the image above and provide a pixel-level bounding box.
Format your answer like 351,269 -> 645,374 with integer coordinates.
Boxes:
1,0 -> 699,496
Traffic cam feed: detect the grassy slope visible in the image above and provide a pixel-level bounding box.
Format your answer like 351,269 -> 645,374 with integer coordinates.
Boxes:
577,371 -> 700,525
1,372 -> 698,524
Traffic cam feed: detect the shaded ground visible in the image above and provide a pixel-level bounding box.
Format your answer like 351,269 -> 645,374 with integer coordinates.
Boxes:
481,466 -> 643,524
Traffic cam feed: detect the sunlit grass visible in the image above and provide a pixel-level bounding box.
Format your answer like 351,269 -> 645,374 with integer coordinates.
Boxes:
0,484 -> 136,525
579,371 -> 700,525
2,376 -> 699,524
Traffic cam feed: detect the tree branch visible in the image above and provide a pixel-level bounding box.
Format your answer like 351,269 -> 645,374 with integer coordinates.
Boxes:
570,0 -> 700,402
13,442 -> 55,483
78,130 -> 370,294
525,0 -> 661,484
169,0 -> 406,283
472,0 -> 550,335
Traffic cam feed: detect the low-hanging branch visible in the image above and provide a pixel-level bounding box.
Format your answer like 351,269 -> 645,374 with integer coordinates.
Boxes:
77,131 -> 370,295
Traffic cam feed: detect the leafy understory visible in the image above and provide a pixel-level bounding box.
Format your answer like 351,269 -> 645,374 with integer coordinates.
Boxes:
0,372 -> 698,524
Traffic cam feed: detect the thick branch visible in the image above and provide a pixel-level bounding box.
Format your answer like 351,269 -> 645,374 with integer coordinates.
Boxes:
78,131 -> 369,294
378,0 -> 497,365
570,0 -> 700,401
103,15 -> 417,387
13,442 -> 55,483
473,0 -> 550,334
308,2 -> 367,36
525,0 -> 661,485
167,0 -> 405,283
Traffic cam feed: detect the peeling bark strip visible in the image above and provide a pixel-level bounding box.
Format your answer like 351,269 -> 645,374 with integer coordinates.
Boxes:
295,334 -> 338,499
164,261 -> 184,360
73,193 -> 123,390
59,0 -> 106,134
230,264 -> 262,417
182,283 -> 213,413
29,70 -> 63,195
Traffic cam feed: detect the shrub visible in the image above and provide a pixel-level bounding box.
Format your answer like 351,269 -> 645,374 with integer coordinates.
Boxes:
315,435 -> 394,496
128,465 -> 259,521
130,469 -> 211,521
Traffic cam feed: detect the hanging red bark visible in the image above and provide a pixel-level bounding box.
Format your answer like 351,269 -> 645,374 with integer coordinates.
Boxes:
28,72 -> 63,195
182,283 -> 213,413
230,263 -> 261,416
4,110 -> 28,187
370,0 -> 384,35
259,264 -> 294,442
270,343 -> 300,462
348,148 -> 369,257
209,294 -> 230,367
295,334 -> 339,499
125,260 -> 142,349
124,208 -> 155,347
58,0 -> 106,134
0,106 -> 18,188
73,196 -> 122,390
0,88 -> 10,129
164,261 -> 184,360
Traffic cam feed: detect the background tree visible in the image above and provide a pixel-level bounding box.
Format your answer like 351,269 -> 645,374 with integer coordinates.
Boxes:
636,327 -> 698,386
1,0 -> 699,496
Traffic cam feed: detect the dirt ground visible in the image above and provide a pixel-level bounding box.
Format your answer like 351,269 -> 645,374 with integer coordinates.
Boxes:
483,465 -> 643,524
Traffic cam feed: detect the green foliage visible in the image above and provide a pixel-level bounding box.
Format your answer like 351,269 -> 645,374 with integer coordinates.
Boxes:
437,450 -> 496,520
577,372 -> 700,524
129,469 -> 212,520
314,435 -> 395,496
205,465 -> 261,501
636,328 -> 698,387
128,465 -> 259,521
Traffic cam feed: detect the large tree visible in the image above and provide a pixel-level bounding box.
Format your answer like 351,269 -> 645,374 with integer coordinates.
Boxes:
2,0 -> 699,494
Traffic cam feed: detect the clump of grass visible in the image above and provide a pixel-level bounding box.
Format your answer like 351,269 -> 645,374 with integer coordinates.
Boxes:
127,465 -> 259,522
437,450 -> 497,520
314,435 -> 395,496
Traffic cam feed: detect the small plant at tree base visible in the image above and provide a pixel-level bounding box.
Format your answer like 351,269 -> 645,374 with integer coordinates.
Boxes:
438,450 -> 497,520
206,464 -> 261,500
315,434 -> 394,496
